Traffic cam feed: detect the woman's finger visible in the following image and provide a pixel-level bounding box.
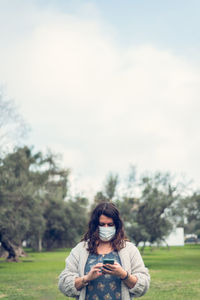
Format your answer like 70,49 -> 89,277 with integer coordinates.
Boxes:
94,266 -> 101,270
104,264 -> 116,270
102,266 -> 112,273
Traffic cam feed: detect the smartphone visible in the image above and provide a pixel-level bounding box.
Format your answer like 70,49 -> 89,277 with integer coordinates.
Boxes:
103,258 -> 114,265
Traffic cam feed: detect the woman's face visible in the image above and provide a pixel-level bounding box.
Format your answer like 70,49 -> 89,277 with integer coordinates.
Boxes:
99,214 -> 114,227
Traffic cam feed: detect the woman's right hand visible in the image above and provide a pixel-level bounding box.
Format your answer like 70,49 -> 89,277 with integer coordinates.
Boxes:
85,263 -> 103,282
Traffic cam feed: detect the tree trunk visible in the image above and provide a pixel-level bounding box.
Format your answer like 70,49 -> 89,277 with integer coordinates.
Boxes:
0,233 -> 26,262
162,239 -> 170,250
38,236 -> 42,252
141,242 -> 146,254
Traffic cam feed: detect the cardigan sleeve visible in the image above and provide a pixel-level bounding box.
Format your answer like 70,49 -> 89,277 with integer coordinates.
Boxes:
128,244 -> 150,297
58,244 -> 82,297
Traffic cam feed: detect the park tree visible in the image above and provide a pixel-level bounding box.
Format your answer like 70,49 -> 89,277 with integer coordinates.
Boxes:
26,153 -> 70,251
0,147 -> 40,260
93,191 -> 108,205
136,172 -> 179,246
42,197 -> 69,250
92,173 -> 119,210
115,170 -> 181,248
42,196 -> 88,250
0,146 -> 70,260
115,196 -> 150,246
104,173 -> 119,200
63,196 -> 89,246
184,192 -> 200,238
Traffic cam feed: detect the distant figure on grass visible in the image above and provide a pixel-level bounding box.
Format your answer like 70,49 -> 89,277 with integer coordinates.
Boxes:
58,202 -> 150,299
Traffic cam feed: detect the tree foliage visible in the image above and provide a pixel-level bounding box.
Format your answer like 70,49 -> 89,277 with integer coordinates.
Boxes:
114,171 -> 182,247
1,143 -> 199,262
183,193 -> 200,238
93,173 -> 118,205
0,146 -> 88,261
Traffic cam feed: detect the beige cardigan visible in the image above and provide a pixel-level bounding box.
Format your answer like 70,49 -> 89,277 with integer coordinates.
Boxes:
58,241 -> 150,299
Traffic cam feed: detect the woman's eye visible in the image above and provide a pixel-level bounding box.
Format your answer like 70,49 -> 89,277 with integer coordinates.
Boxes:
99,223 -> 114,226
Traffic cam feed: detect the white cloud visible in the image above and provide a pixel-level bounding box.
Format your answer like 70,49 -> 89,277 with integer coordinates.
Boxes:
0,2 -> 200,198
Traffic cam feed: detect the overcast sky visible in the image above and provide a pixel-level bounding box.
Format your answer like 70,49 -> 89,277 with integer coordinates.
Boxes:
0,0 -> 200,198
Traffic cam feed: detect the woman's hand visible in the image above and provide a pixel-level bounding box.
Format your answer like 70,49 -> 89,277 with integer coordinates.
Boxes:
102,262 -> 127,279
75,263 -> 103,290
102,262 -> 138,288
85,263 -> 103,282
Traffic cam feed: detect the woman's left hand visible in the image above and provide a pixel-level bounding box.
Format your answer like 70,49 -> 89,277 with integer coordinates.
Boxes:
102,262 -> 127,279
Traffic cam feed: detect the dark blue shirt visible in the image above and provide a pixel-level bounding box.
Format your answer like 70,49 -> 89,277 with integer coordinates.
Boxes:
84,251 -> 122,300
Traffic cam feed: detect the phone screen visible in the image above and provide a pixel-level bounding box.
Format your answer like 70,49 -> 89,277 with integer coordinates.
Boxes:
103,258 -> 114,265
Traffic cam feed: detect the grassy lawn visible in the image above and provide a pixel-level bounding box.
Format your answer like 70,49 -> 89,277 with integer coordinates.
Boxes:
0,245 -> 200,299
143,244 -> 200,300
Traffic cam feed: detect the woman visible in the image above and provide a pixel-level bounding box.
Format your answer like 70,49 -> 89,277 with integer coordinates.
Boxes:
58,202 -> 150,299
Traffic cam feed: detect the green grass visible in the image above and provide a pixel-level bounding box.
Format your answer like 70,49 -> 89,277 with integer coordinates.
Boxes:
0,249 -> 70,300
0,245 -> 200,299
143,244 -> 200,300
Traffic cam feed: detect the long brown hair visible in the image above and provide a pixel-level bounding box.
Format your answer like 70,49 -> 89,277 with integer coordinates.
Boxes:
83,202 -> 128,254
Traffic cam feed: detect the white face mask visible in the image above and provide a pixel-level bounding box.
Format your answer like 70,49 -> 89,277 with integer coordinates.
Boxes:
99,226 -> 116,241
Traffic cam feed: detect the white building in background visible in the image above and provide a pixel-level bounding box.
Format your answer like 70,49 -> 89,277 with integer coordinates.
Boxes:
138,227 -> 185,247
165,227 -> 184,246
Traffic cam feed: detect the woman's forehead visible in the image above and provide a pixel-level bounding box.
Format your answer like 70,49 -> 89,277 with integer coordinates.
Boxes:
99,214 -> 113,223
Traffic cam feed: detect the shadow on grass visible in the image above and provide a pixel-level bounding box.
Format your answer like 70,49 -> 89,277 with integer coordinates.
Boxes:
0,260 -> 8,264
0,259 -> 34,264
